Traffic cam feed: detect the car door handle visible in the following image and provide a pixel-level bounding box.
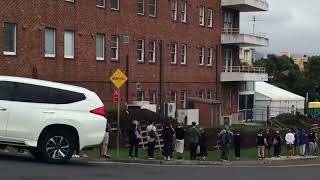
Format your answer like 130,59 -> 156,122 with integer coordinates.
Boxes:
43,111 -> 55,114
0,108 -> 7,111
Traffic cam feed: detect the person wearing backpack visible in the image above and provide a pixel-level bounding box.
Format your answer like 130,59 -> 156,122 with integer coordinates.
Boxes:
146,120 -> 157,160
218,126 -> 234,161
186,122 -> 201,160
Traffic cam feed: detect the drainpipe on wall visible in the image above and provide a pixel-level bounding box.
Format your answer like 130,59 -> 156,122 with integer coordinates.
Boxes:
159,40 -> 165,114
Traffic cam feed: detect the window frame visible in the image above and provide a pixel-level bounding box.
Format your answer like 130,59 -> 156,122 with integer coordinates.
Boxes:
148,40 -> 156,63
148,90 -> 156,104
3,22 -> 17,56
149,0 -> 157,17
96,0 -> 105,8
96,33 -> 105,61
136,91 -> 144,101
137,39 -> 145,63
45,27 -> 56,58
110,35 -> 119,61
181,44 -> 187,65
111,0 -> 120,10
170,91 -> 177,104
170,43 -> 177,64
138,0 -> 145,15
181,0 -> 187,23
199,6 -> 205,26
208,8 -> 213,28
199,90 -> 204,99
64,30 -> 75,59
199,47 -> 204,65
207,47 -> 213,66
171,0 -> 177,21
180,90 -> 187,109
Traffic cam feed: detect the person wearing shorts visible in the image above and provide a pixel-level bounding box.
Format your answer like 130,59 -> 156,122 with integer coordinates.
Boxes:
101,123 -> 111,158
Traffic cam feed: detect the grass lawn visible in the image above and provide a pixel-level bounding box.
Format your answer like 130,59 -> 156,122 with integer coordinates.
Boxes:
82,146 -> 291,161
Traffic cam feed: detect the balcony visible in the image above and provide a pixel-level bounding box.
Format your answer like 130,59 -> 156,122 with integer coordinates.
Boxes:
222,0 -> 269,12
222,28 -> 269,47
221,66 -> 268,82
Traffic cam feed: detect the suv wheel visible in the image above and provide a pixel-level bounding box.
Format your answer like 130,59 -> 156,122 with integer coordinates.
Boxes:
38,129 -> 75,163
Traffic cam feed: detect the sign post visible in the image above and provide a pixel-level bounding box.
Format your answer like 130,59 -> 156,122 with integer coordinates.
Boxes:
110,69 -> 128,159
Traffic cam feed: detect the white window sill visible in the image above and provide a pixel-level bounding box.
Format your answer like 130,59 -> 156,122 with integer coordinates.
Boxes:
96,5 -> 105,8
181,62 -> 187,65
137,13 -> 145,16
207,64 -> 213,67
137,60 -> 145,63
64,56 -> 74,59
45,54 -> 56,58
96,57 -> 105,61
3,51 -> 16,56
110,58 -> 119,62
111,8 -> 119,11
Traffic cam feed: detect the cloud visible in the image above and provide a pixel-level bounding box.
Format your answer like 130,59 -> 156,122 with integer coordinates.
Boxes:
240,0 -> 320,56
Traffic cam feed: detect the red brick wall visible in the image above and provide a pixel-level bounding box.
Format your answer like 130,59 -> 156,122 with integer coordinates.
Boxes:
0,0 -> 223,112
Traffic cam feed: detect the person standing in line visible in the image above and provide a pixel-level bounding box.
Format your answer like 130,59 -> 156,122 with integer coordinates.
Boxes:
199,128 -> 209,161
162,123 -> 176,161
285,129 -> 295,158
218,126 -> 234,161
256,130 -> 266,159
146,120 -> 157,160
293,128 -> 298,155
101,122 -> 111,158
308,130 -> 316,155
264,128 -> 273,158
175,123 -> 186,160
127,120 -> 141,159
273,131 -> 283,159
234,132 -> 241,161
297,128 -> 307,156
186,122 -> 201,160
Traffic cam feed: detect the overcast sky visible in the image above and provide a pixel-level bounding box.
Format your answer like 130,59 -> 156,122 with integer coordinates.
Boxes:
240,0 -> 320,56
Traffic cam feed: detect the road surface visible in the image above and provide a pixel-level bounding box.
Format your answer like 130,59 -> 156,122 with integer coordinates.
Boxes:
1,152 -> 320,180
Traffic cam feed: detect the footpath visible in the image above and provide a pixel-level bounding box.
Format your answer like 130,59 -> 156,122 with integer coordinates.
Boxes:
90,156 -> 320,167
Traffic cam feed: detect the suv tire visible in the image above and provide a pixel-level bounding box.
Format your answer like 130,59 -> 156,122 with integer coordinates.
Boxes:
38,129 -> 75,163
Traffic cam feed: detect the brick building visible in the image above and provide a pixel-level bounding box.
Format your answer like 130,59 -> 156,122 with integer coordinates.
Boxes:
0,0 -> 269,127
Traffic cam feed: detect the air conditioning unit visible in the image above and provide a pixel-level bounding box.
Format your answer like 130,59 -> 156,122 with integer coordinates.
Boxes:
136,83 -> 142,91
164,103 -> 176,118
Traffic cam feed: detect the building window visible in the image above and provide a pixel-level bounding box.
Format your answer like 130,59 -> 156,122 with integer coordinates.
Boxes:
207,90 -> 213,99
96,34 -> 105,61
111,0 -> 119,10
199,6 -> 205,26
148,41 -> 156,63
171,0 -> 177,21
199,47 -> 204,65
148,90 -> 156,104
96,0 -> 105,8
45,28 -> 56,58
180,90 -> 187,109
181,0 -> 187,23
149,0 -> 157,17
4,23 -> 16,55
136,91 -> 144,101
64,30 -> 74,59
207,47 -> 213,66
137,39 -> 144,62
181,44 -> 187,64
170,43 -> 177,64
208,8 -> 213,28
111,35 -> 118,61
170,91 -> 177,103
199,90 -> 204,99
138,0 -> 144,15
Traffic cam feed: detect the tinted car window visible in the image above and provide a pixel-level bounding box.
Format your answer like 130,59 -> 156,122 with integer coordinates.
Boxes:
12,82 -> 49,103
0,81 -> 14,101
48,88 -> 86,104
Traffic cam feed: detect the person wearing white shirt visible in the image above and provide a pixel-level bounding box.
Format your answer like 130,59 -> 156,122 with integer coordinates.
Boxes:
146,120 -> 157,160
285,129 -> 295,157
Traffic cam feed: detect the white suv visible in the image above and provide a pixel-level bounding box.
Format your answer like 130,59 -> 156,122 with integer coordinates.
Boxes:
0,76 -> 107,163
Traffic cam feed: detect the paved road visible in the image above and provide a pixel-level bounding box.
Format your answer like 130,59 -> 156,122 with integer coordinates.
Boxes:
1,153 -> 320,180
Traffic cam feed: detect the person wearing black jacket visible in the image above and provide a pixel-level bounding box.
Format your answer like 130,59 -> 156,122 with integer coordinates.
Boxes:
234,132 -> 241,160
162,123 -> 176,161
199,128 -> 209,160
127,120 -> 141,159
265,128 -> 273,158
273,131 -> 283,158
175,124 -> 186,160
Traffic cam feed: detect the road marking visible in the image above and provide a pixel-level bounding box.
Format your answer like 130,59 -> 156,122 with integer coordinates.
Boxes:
89,161 -> 320,168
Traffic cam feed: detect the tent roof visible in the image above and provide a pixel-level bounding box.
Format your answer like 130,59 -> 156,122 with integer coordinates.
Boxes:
255,82 -> 305,101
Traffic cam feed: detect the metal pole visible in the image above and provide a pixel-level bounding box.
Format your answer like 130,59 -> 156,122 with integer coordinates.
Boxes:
117,90 -> 121,159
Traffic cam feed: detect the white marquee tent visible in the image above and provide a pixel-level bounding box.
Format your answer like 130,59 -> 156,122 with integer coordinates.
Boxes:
254,82 -> 305,122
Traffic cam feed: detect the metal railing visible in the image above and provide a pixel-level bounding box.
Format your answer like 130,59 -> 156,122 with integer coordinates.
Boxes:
222,66 -> 266,73
222,28 -> 267,38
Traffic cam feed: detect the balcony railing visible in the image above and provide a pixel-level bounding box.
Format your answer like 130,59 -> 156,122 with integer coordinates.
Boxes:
222,0 -> 269,12
222,66 -> 266,73
222,28 -> 267,38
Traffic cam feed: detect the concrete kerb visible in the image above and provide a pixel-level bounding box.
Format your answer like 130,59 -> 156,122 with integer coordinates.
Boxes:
89,156 -> 320,167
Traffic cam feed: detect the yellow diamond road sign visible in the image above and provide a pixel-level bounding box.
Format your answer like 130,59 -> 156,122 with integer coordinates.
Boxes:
110,69 -> 128,89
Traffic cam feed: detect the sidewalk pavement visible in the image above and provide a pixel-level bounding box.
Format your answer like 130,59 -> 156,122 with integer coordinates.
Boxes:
91,156 -> 320,166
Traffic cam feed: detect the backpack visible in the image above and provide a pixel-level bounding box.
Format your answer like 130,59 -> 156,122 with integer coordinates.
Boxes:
148,129 -> 157,139
222,131 -> 232,145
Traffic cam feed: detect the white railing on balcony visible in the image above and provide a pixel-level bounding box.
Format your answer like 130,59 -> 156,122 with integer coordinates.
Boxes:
222,0 -> 269,11
222,28 -> 267,38
222,66 -> 266,73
